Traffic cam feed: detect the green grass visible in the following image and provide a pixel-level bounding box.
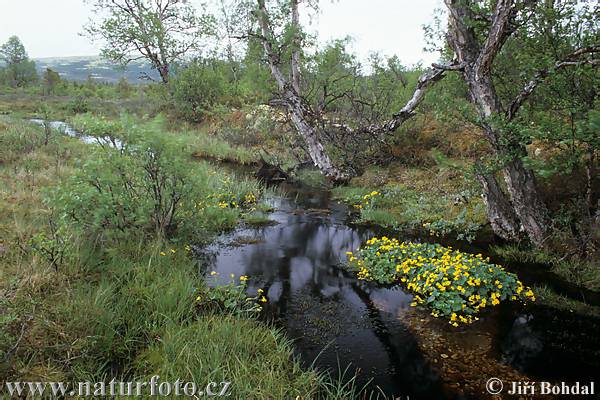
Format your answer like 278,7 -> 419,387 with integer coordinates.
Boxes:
332,165 -> 487,242
0,115 -> 356,398
492,244 -> 600,292
188,129 -> 260,165
137,315 -> 319,398
243,211 -> 277,227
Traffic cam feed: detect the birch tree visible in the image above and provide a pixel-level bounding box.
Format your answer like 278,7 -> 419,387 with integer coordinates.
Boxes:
438,0 -> 599,246
250,0 -> 450,182
84,0 -> 214,83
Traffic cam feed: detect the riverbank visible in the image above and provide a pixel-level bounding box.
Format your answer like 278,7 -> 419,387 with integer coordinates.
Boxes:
2,103 -> 599,399
0,115 -> 357,398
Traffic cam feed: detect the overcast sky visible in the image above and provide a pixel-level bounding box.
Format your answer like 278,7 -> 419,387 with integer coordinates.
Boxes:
0,0 -> 443,66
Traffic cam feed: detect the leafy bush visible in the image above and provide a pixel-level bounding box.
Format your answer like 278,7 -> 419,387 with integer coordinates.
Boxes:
194,273 -> 265,318
171,62 -> 228,122
51,115 -> 262,242
347,237 -> 535,326
67,96 -> 90,114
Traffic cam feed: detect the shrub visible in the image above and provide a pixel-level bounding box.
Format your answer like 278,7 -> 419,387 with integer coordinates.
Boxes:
67,96 -> 90,114
170,63 -> 228,122
347,237 -> 535,326
51,115 -> 261,242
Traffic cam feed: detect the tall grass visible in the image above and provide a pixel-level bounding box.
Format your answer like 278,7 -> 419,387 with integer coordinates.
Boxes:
0,115 -> 358,399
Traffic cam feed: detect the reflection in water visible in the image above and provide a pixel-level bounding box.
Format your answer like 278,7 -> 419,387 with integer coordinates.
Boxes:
203,190 -> 451,398
201,185 -> 600,399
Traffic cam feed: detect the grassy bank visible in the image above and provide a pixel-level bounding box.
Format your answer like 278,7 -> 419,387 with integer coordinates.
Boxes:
332,163 -> 488,243
0,115 -> 356,398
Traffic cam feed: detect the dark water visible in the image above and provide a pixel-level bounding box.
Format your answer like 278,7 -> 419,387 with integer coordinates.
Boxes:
200,182 -> 600,399
203,188 -> 450,398
33,120 -> 598,398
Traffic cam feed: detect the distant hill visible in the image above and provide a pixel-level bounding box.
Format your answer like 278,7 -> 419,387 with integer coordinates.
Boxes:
33,56 -> 159,83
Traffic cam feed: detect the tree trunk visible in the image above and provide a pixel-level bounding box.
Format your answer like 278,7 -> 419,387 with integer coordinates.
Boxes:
158,64 -> 169,84
476,171 -> 522,240
255,0 -> 349,182
467,70 -> 549,246
286,95 -> 349,182
502,157 -> 549,246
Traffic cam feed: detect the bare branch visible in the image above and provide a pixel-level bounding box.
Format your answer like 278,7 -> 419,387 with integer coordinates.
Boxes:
334,66 -> 448,136
475,0 -> 517,78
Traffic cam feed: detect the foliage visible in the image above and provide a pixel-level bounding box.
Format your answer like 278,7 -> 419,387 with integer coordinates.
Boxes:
0,117 -> 342,398
0,119 -> 45,163
194,272 -> 265,317
0,36 -> 38,87
170,61 -> 229,122
29,218 -> 71,271
42,68 -> 62,95
347,237 -> 535,326
67,96 -> 90,114
84,0 -> 215,83
335,180 -> 485,242
51,114 -> 262,242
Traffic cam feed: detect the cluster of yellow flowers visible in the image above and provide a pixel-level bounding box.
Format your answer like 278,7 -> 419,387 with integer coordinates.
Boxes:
353,190 -> 380,210
199,188 -> 257,211
347,237 -> 535,326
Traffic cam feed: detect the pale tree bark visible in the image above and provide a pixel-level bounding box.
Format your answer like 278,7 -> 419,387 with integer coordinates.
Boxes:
255,0 -> 350,181
290,0 -> 301,94
444,0 -> 552,246
476,169 -> 521,240
445,0 -> 599,246
254,0 -> 451,182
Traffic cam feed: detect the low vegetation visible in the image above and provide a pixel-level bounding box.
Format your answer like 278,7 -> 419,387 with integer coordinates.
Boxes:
0,116 -> 356,398
347,238 -> 535,326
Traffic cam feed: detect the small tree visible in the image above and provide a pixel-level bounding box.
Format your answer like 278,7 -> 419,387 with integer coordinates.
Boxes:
0,36 -> 38,87
241,0 -> 447,182
84,0 -> 215,84
42,68 -> 62,95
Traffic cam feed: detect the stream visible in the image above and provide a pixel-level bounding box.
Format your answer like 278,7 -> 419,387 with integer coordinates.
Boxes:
33,120 -> 600,399
201,181 -> 600,399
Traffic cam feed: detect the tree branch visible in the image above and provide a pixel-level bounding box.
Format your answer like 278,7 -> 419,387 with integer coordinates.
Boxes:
333,65 -> 448,136
475,0 -> 517,78
507,45 -> 600,120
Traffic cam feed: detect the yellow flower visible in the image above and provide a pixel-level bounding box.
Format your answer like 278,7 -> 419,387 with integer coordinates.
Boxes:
260,296 -> 267,303
170,248 -> 176,254
239,275 -> 249,281
159,251 -> 166,256
196,296 -> 202,301
258,288 -> 264,294
210,271 -> 217,276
